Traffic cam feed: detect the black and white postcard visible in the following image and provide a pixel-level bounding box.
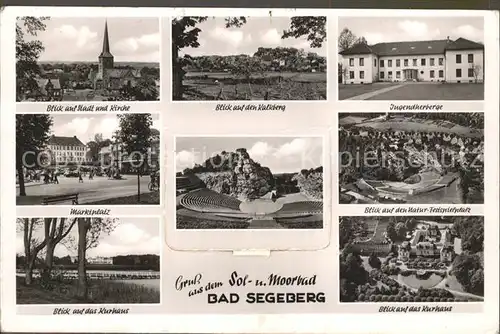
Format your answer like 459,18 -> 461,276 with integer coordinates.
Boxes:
16,217 -> 160,304
16,113 -> 161,205
172,16 -> 327,101
175,136 -> 324,229
339,216 -> 484,303
16,17 -> 160,102
338,17 -> 484,100
338,112 -> 484,204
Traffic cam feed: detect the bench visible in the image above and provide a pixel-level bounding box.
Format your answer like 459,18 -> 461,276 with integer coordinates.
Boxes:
41,193 -> 79,205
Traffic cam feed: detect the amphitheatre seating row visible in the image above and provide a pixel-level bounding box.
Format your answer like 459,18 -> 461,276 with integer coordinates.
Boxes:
274,201 -> 323,217
180,189 -> 242,213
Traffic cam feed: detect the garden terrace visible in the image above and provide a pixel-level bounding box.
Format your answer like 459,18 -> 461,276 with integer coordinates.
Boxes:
179,189 -> 242,213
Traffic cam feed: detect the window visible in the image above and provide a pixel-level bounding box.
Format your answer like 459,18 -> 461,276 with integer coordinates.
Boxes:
396,59 -> 401,67
349,58 -> 354,66
456,69 -> 462,78
374,59 -> 377,67
388,71 -> 393,78
468,54 -> 473,63
349,71 -> 354,79
468,68 -> 474,77
413,59 -> 417,66
456,54 -> 462,63
421,58 -> 426,66
430,70 -> 435,78
439,58 -> 444,66
380,72 -> 385,79
388,60 -> 393,67
404,59 -> 408,66
359,58 -> 364,66
396,71 -> 401,79
380,60 -> 385,67
430,58 -> 435,66
360,71 -> 365,79
439,70 -> 444,78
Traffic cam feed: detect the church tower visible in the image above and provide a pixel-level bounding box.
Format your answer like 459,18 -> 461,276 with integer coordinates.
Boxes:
98,20 -> 114,81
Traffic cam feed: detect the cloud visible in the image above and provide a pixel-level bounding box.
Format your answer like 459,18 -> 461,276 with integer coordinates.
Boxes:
111,223 -> 151,244
397,20 -> 440,40
93,117 -> 119,141
176,150 -> 198,171
451,25 -> 484,42
260,28 -> 282,45
209,27 -> 245,48
364,33 -> 386,45
55,25 -> 98,48
248,141 -> 272,158
113,32 -> 160,53
53,117 -> 92,138
275,138 -> 310,158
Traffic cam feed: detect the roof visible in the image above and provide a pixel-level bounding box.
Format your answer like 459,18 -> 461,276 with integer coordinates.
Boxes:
48,135 -> 85,147
99,20 -> 113,58
445,37 -> 485,51
107,68 -> 141,79
36,78 -> 61,93
340,37 -> 483,57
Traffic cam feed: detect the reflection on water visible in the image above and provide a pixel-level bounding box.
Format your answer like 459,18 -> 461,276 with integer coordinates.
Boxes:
400,274 -> 444,289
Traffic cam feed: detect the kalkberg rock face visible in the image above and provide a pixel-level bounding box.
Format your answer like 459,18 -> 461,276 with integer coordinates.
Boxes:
195,149 -> 275,201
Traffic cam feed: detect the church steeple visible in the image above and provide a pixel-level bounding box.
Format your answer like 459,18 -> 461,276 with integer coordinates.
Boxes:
99,20 -> 113,58
98,19 -> 114,78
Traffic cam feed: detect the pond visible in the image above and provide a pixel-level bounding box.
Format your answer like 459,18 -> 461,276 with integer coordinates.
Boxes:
399,273 -> 444,289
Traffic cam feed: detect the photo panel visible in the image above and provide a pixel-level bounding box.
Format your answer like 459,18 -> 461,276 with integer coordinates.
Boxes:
16,113 -> 161,206
166,133 -> 331,251
16,16 -> 160,113
338,215 -> 484,305
15,216 -> 162,310
171,15 -> 328,102
338,112 -> 484,205
337,14 -> 485,111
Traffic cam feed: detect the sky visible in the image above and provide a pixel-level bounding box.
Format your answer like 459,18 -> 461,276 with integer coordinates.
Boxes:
18,17 -> 160,62
175,136 -> 323,174
48,114 -> 160,144
16,217 -> 160,257
179,17 -> 327,57
338,16 -> 484,45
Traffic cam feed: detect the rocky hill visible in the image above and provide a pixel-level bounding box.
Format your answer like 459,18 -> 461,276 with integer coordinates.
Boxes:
293,167 -> 323,200
183,148 -> 275,201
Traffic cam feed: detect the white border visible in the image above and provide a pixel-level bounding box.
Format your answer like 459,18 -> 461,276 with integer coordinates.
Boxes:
166,133 -> 332,251
1,6 -> 498,334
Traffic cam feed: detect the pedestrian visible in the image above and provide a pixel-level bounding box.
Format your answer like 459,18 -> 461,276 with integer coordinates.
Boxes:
78,171 -> 83,183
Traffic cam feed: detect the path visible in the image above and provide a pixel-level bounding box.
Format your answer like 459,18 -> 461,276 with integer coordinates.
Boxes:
248,217 -> 284,229
17,175 -> 152,205
346,83 -> 408,100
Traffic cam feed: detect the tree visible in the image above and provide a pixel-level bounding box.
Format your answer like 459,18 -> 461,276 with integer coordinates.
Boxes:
16,114 -> 53,196
368,252 -> 382,269
469,63 -> 482,83
282,16 -> 327,48
117,114 -> 153,202
41,218 -> 77,279
76,217 -> 117,299
16,17 -> 49,101
17,218 -> 46,285
338,28 -> 357,52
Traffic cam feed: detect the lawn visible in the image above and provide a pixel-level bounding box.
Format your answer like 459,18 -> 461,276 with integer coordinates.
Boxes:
338,83 -> 400,100
16,276 -> 160,304
367,83 -> 484,100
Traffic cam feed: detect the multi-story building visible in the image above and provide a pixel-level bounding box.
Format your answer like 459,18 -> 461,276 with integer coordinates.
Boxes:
46,135 -> 90,165
339,37 -> 484,84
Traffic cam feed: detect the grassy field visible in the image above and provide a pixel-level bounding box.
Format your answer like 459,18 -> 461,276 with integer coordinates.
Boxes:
183,71 -> 326,101
368,83 -> 484,100
338,83 -> 400,100
16,277 -> 160,304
